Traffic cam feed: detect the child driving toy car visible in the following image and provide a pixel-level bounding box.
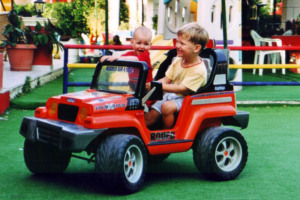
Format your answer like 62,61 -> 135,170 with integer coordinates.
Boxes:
145,22 -> 209,129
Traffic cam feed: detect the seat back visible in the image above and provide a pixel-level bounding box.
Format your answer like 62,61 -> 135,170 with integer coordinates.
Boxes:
154,48 -> 177,81
203,58 -> 211,80
250,30 -> 262,46
196,49 -> 233,94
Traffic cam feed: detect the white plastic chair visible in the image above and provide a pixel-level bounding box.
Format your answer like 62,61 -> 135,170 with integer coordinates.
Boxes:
250,30 -> 285,76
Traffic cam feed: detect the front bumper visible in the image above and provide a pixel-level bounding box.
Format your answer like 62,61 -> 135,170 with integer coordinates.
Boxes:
20,117 -> 107,152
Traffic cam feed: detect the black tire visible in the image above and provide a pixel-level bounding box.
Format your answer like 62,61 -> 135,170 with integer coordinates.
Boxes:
193,126 -> 248,180
23,139 -> 71,174
147,153 -> 170,164
95,134 -> 147,193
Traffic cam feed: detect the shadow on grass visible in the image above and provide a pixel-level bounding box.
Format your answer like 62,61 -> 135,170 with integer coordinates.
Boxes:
28,173 -> 118,195
145,160 -> 210,187
25,160 -> 210,195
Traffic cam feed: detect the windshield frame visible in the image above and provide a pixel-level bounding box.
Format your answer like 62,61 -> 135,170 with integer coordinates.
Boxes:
91,59 -> 149,98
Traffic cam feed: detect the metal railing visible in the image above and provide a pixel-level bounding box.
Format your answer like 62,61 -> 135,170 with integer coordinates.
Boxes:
63,44 -> 300,93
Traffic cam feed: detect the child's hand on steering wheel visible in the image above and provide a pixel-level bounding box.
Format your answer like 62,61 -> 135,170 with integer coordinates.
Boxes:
145,82 -> 151,91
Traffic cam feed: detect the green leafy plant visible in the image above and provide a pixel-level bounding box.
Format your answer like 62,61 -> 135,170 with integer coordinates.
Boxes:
24,20 -> 64,53
15,3 -> 37,17
0,9 -> 64,54
1,9 -> 28,47
22,76 -> 32,94
152,14 -> 158,31
119,21 -> 130,30
43,1 -> 92,39
119,1 -> 129,23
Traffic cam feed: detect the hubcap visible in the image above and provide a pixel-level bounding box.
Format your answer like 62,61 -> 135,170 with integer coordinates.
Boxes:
215,137 -> 242,172
124,144 -> 143,183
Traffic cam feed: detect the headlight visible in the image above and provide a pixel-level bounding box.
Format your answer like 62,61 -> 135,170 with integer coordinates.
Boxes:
79,107 -> 87,122
49,102 -> 57,117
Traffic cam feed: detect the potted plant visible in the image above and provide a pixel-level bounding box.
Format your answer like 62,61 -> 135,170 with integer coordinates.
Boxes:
0,10 -> 64,70
25,19 -> 64,66
0,10 -> 37,71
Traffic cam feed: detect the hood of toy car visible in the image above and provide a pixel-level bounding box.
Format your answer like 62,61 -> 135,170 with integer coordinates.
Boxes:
54,89 -> 139,112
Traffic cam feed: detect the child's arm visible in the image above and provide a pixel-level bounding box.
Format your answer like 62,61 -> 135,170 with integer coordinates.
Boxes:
145,76 -> 170,91
100,55 -> 120,62
145,76 -> 189,95
100,55 -> 139,62
162,81 -> 190,95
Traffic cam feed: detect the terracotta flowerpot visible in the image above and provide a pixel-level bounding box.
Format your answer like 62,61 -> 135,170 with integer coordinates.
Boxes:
7,44 -> 37,71
32,45 -> 53,66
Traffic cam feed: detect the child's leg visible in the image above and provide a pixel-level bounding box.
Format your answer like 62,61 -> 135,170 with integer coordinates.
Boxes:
161,101 -> 178,129
145,109 -> 161,127
145,93 -> 169,128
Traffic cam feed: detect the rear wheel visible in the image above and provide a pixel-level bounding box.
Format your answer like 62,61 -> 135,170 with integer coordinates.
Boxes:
193,126 -> 248,180
23,139 -> 71,174
95,134 -> 147,193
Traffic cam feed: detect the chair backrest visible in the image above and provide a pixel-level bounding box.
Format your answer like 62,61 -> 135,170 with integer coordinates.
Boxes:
196,49 -> 233,94
203,58 -> 211,79
154,48 -> 177,81
250,30 -> 262,46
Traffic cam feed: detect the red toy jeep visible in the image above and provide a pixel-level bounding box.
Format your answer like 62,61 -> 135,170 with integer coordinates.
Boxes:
20,48 -> 249,193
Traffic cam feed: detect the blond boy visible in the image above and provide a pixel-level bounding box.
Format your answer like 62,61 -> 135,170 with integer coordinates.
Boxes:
145,22 -> 209,129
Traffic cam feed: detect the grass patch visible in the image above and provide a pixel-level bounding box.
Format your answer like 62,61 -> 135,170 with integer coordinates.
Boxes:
0,107 -> 300,199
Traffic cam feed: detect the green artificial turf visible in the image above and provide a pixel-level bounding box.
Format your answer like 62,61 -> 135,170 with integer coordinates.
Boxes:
1,106 -> 300,199
235,69 -> 300,101
10,69 -> 94,109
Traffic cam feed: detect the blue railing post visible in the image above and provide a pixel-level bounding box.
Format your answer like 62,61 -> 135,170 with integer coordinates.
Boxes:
63,47 -> 69,94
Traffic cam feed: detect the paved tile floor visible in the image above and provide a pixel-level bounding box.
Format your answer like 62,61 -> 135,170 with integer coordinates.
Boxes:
1,58 -> 64,98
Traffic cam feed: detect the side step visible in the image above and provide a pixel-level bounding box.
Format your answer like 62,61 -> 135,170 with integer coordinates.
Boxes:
148,139 -> 193,146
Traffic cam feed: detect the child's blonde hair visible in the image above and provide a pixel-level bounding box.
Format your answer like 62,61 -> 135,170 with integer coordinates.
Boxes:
177,22 -> 209,51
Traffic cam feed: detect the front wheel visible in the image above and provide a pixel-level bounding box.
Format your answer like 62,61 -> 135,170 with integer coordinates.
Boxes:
95,134 -> 147,193
23,139 -> 71,174
193,126 -> 248,180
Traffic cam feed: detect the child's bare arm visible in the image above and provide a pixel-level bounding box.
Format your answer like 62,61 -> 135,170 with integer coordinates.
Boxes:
100,55 -> 120,62
100,55 -> 139,63
159,77 -> 190,94
145,76 -> 171,91
145,76 -> 189,94
119,56 -> 139,61
162,83 -> 190,94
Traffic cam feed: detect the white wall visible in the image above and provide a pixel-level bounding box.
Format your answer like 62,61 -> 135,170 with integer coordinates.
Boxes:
108,0 -> 120,33
282,0 -> 300,23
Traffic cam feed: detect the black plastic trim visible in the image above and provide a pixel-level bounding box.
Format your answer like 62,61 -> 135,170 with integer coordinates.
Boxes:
147,139 -> 193,146
91,60 -> 148,99
19,117 -> 107,152
222,111 -> 250,129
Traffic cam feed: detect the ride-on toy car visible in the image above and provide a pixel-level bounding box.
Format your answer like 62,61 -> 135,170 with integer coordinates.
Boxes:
19,48 -> 249,193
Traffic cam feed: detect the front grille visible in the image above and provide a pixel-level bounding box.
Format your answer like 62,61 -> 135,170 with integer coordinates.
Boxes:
37,126 -> 61,146
58,104 -> 79,122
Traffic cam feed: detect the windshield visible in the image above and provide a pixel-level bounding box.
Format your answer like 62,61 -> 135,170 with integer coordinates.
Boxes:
97,65 -> 140,94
